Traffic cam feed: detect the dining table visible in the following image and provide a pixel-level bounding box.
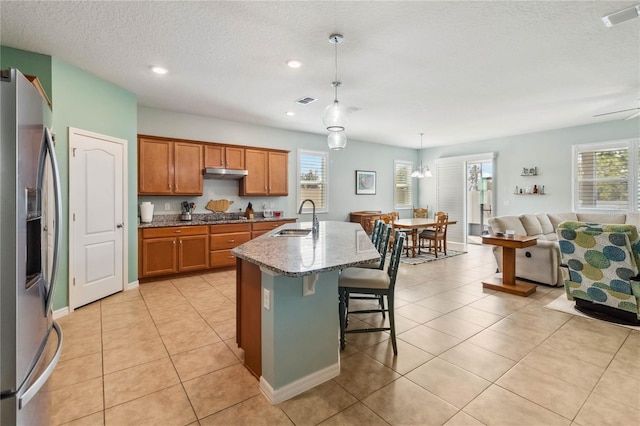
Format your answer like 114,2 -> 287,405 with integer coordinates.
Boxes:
393,218 -> 458,258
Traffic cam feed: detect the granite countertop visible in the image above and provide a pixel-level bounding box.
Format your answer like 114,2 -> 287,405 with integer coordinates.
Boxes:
138,213 -> 297,228
231,221 -> 380,277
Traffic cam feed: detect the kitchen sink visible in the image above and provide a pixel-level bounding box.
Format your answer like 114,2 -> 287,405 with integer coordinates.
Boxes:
272,229 -> 312,237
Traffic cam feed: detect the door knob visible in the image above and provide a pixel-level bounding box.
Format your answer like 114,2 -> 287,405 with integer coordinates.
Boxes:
117,223 -> 124,228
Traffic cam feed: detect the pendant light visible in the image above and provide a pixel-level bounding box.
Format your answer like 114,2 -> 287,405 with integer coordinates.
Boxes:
327,131 -> 347,150
323,34 -> 348,150
411,133 -> 432,178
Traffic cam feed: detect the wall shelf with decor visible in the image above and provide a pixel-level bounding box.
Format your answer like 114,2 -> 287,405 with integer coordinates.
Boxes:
515,166 -> 545,195
514,185 -> 545,195
521,166 -> 537,176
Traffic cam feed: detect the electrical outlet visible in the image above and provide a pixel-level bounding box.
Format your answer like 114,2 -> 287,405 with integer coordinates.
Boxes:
263,289 -> 270,310
164,203 -> 171,211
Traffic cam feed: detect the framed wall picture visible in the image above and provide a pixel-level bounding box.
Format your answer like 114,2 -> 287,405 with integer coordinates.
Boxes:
356,170 -> 376,195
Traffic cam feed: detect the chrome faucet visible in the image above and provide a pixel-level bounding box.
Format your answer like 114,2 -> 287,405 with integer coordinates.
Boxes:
298,199 -> 319,235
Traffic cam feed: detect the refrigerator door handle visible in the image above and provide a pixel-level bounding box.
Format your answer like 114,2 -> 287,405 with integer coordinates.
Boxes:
18,321 -> 63,409
42,127 -> 62,315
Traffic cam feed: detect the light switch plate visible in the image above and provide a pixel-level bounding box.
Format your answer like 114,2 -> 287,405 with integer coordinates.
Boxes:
263,288 -> 270,310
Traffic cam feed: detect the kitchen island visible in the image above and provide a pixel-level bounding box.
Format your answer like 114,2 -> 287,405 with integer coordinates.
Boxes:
232,221 -> 379,404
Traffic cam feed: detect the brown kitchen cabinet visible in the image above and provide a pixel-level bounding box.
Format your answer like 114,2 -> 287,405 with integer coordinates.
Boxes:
210,223 -> 252,267
204,144 -> 245,170
138,135 -> 203,195
240,149 -> 288,196
251,220 -> 296,238
139,226 -> 209,278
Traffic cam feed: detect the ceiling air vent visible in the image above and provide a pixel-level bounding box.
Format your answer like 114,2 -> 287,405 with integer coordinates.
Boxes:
296,97 -> 317,105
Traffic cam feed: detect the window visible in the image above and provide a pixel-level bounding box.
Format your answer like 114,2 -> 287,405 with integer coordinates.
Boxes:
394,160 -> 413,209
573,139 -> 639,212
297,149 -> 328,213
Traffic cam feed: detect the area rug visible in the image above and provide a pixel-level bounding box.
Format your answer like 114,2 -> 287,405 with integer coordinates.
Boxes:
544,294 -> 640,331
397,249 -> 467,265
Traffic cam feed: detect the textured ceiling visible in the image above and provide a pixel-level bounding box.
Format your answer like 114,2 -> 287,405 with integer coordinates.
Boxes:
1,1 -> 639,148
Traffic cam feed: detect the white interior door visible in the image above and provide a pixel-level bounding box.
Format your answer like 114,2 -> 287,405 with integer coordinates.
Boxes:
69,128 -> 127,309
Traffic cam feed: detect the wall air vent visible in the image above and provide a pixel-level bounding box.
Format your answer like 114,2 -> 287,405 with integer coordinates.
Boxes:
296,97 -> 317,105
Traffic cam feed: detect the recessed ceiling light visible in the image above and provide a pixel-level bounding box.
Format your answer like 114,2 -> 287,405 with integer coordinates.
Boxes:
151,66 -> 168,75
285,111 -> 295,116
286,59 -> 303,69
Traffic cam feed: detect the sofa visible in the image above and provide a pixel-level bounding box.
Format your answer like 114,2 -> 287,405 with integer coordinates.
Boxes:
487,212 -> 640,286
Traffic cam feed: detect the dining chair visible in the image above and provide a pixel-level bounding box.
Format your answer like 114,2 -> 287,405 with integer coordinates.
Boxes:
338,230 -> 405,355
419,212 -> 448,257
413,208 -> 428,218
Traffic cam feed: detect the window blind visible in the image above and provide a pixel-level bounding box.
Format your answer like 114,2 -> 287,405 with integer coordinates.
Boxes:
394,161 -> 412,209
298,149 -> 328,213
575,143 -> 629,210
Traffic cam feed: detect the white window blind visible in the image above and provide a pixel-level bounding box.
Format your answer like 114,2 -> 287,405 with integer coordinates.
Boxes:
436,159 -> 465,243
394,160 -> 413,209
574,140 -> 639,211
298,149 -> 328,213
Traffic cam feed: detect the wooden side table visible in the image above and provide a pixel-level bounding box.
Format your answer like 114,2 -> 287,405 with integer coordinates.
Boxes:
482,235 -> 538,296
349,211 -> 382,235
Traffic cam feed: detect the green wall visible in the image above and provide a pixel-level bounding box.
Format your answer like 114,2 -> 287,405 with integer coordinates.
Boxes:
1,47 -> 138,310
51,58 -> 138,310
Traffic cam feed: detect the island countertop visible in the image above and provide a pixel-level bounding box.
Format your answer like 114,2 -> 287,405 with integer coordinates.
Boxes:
231,221 -> 380,277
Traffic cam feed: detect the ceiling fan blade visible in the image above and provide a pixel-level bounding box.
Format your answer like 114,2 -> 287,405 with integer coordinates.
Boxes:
624,110 -> 640,120
593,107 -> 639,118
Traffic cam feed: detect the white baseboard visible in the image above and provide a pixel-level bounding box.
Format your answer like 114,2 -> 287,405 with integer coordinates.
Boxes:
126,280 -> 139,291
52,306 -> 69,320
259,362 -> 340,405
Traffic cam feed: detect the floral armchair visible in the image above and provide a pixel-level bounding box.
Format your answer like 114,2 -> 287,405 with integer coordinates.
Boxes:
557,221 -> 640,325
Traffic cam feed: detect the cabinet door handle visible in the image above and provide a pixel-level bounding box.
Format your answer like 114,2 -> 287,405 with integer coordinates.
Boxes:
227,239 -> 235,243
173,240 -> 176,245
228,255 -> 234,258
175,230 -> 182,233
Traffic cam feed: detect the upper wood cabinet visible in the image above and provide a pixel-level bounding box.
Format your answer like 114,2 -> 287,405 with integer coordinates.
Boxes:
241,149 -> 288,196
138,136 -> 203,195
204,145 -> 245,170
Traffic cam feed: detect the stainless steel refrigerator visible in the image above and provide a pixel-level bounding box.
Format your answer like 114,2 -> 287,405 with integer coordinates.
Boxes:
1,68 -> 63,424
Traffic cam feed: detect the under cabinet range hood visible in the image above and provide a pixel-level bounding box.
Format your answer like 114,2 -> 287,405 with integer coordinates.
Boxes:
203,168 -> 248,180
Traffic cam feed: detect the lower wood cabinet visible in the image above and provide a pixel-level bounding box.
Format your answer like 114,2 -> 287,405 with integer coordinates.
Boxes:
139,220 -> 296,280
139,226 -> 209,278
210,223 -> 252,268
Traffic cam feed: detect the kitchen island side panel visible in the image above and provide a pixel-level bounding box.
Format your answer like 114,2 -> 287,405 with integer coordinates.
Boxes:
237,258 -> 262,378
261,270 -> 340,390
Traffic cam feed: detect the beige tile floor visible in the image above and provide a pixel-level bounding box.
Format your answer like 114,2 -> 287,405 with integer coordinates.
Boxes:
45,243 -> 640,425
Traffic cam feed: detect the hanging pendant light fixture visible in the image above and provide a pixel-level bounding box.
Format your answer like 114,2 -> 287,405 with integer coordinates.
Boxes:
411,133 -> 432,178
323,34 -> 348,149
327,131 -> 347,150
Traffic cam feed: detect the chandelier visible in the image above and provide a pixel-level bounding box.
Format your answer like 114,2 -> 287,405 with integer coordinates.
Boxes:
411,133 -> 432,178
323,34 -> 347,150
